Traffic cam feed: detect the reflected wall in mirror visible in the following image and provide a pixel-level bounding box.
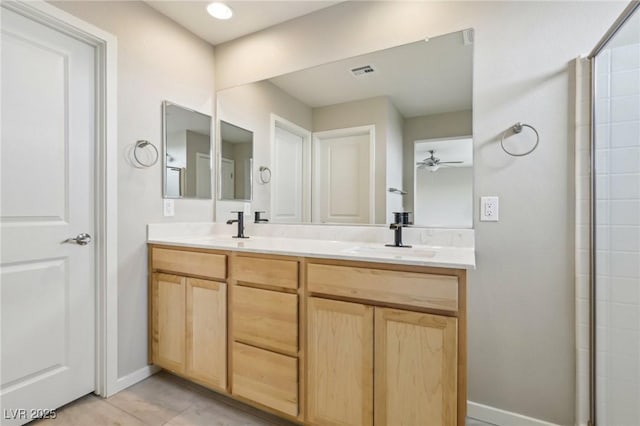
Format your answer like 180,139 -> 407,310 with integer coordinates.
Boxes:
216,29 -> 473,227
414,137 -> 473,227
163,101 -> 212,199
218,120 -> 253,201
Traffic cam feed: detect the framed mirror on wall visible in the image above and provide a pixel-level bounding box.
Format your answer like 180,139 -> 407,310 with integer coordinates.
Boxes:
218,120 -> 254,201
216,28 -> 474,227
162,101 -> 212,199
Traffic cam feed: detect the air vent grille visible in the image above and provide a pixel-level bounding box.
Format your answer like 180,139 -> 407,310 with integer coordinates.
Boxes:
350,65 -> 376,78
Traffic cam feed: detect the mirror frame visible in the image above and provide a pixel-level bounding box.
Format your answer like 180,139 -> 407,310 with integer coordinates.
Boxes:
216,119 -> 254,202
162,100 -> 213,200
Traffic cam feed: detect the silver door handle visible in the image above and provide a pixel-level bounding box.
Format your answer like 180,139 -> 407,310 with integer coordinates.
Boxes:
63,233 -> 92,245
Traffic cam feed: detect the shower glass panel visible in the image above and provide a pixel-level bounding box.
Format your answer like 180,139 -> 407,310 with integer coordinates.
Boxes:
593,7 -> 640,425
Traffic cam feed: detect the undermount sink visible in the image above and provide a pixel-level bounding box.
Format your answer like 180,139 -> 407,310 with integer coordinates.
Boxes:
342,245 -> 437,258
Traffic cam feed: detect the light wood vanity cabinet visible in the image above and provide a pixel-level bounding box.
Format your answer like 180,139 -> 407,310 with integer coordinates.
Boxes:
229,254 -> 300,418
149,247 -> 227,391
306,261 -> 464,426
148,244 -> 467,426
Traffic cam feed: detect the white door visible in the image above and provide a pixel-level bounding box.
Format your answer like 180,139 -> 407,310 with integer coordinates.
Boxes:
195,153 -> 211,198
272,125 -> 306,222
221,158 -> 235,199
313,128 -> 374,224
1,7 -> 96,425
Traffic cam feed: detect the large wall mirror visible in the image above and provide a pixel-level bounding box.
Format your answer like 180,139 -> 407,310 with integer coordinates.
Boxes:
163,101 -> 212,199
216,29 -> 473,227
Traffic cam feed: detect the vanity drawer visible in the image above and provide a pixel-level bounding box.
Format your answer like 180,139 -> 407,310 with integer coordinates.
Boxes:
306,263 -> 458,313
232,342 -> 298,417
152,248 -> 226,280
233,285 -> 298,356
232,256 -> 298,290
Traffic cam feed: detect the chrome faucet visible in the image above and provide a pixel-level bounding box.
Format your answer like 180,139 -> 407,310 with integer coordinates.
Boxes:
226,211 -> 248,238
254,211 -> 269,223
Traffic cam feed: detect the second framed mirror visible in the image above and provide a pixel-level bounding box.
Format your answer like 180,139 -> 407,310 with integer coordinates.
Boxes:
218,120 -> 254,201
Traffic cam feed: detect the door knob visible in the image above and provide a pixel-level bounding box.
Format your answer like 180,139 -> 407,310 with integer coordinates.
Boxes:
63,233 -> 92,245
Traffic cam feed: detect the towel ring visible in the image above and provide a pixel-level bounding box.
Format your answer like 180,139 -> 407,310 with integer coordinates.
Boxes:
133,140 -> 159,167
500,122 -> 539,157
258,166 -> 271,184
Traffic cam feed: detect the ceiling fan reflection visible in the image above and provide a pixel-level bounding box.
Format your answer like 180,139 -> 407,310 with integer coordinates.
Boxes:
415,150 -> 463,172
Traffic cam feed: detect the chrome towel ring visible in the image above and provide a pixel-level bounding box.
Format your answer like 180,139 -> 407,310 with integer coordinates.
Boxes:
258,166 -> 272,184
133,140 -> 159,167
500,122 -> 539,157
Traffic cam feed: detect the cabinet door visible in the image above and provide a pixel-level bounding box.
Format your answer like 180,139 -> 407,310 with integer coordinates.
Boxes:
307,297 -> 373,426
186,278 -> 227,390
375,308 -> 458,426
151,273 -> 186,374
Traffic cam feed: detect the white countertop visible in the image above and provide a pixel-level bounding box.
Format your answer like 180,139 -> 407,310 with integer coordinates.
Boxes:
147,234 -> 476,269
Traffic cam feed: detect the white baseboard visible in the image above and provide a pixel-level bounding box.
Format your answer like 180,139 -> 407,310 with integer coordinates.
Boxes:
108,365 -> 160,397
468,401 -> 562,426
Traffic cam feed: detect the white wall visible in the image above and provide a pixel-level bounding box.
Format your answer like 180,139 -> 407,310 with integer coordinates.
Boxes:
214,2 -> 627,424
51,1 -> 216,379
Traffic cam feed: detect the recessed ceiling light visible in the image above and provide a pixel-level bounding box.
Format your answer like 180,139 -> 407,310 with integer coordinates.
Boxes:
207,2 -> 233,20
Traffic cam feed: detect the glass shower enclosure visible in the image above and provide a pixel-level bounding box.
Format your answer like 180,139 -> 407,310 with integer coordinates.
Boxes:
591,3 -> 640,424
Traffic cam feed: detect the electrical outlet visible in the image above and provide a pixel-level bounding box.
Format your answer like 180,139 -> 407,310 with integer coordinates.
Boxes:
163,199 -> 175,217
243,202 -> 251,217
480,196 -> 499,221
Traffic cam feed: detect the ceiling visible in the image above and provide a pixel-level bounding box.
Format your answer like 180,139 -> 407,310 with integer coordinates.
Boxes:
268,30 -> 473,118
145,1 -> 340,46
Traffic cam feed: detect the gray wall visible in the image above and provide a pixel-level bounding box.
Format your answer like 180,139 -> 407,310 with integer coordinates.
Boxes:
52,1 -> 216,379
403,110 -> 473,214
415,166 -> 473,227
214,2 -> 627,424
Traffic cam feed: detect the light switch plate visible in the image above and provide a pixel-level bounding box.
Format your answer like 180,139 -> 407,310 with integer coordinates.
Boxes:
163,199 -> 175,217
480,196 -> 499,221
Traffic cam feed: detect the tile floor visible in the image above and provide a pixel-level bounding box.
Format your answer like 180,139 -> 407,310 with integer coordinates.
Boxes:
34,371 -> 494,425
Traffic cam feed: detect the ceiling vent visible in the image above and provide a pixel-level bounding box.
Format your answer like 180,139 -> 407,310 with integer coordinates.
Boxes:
350,64 -> 376,78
